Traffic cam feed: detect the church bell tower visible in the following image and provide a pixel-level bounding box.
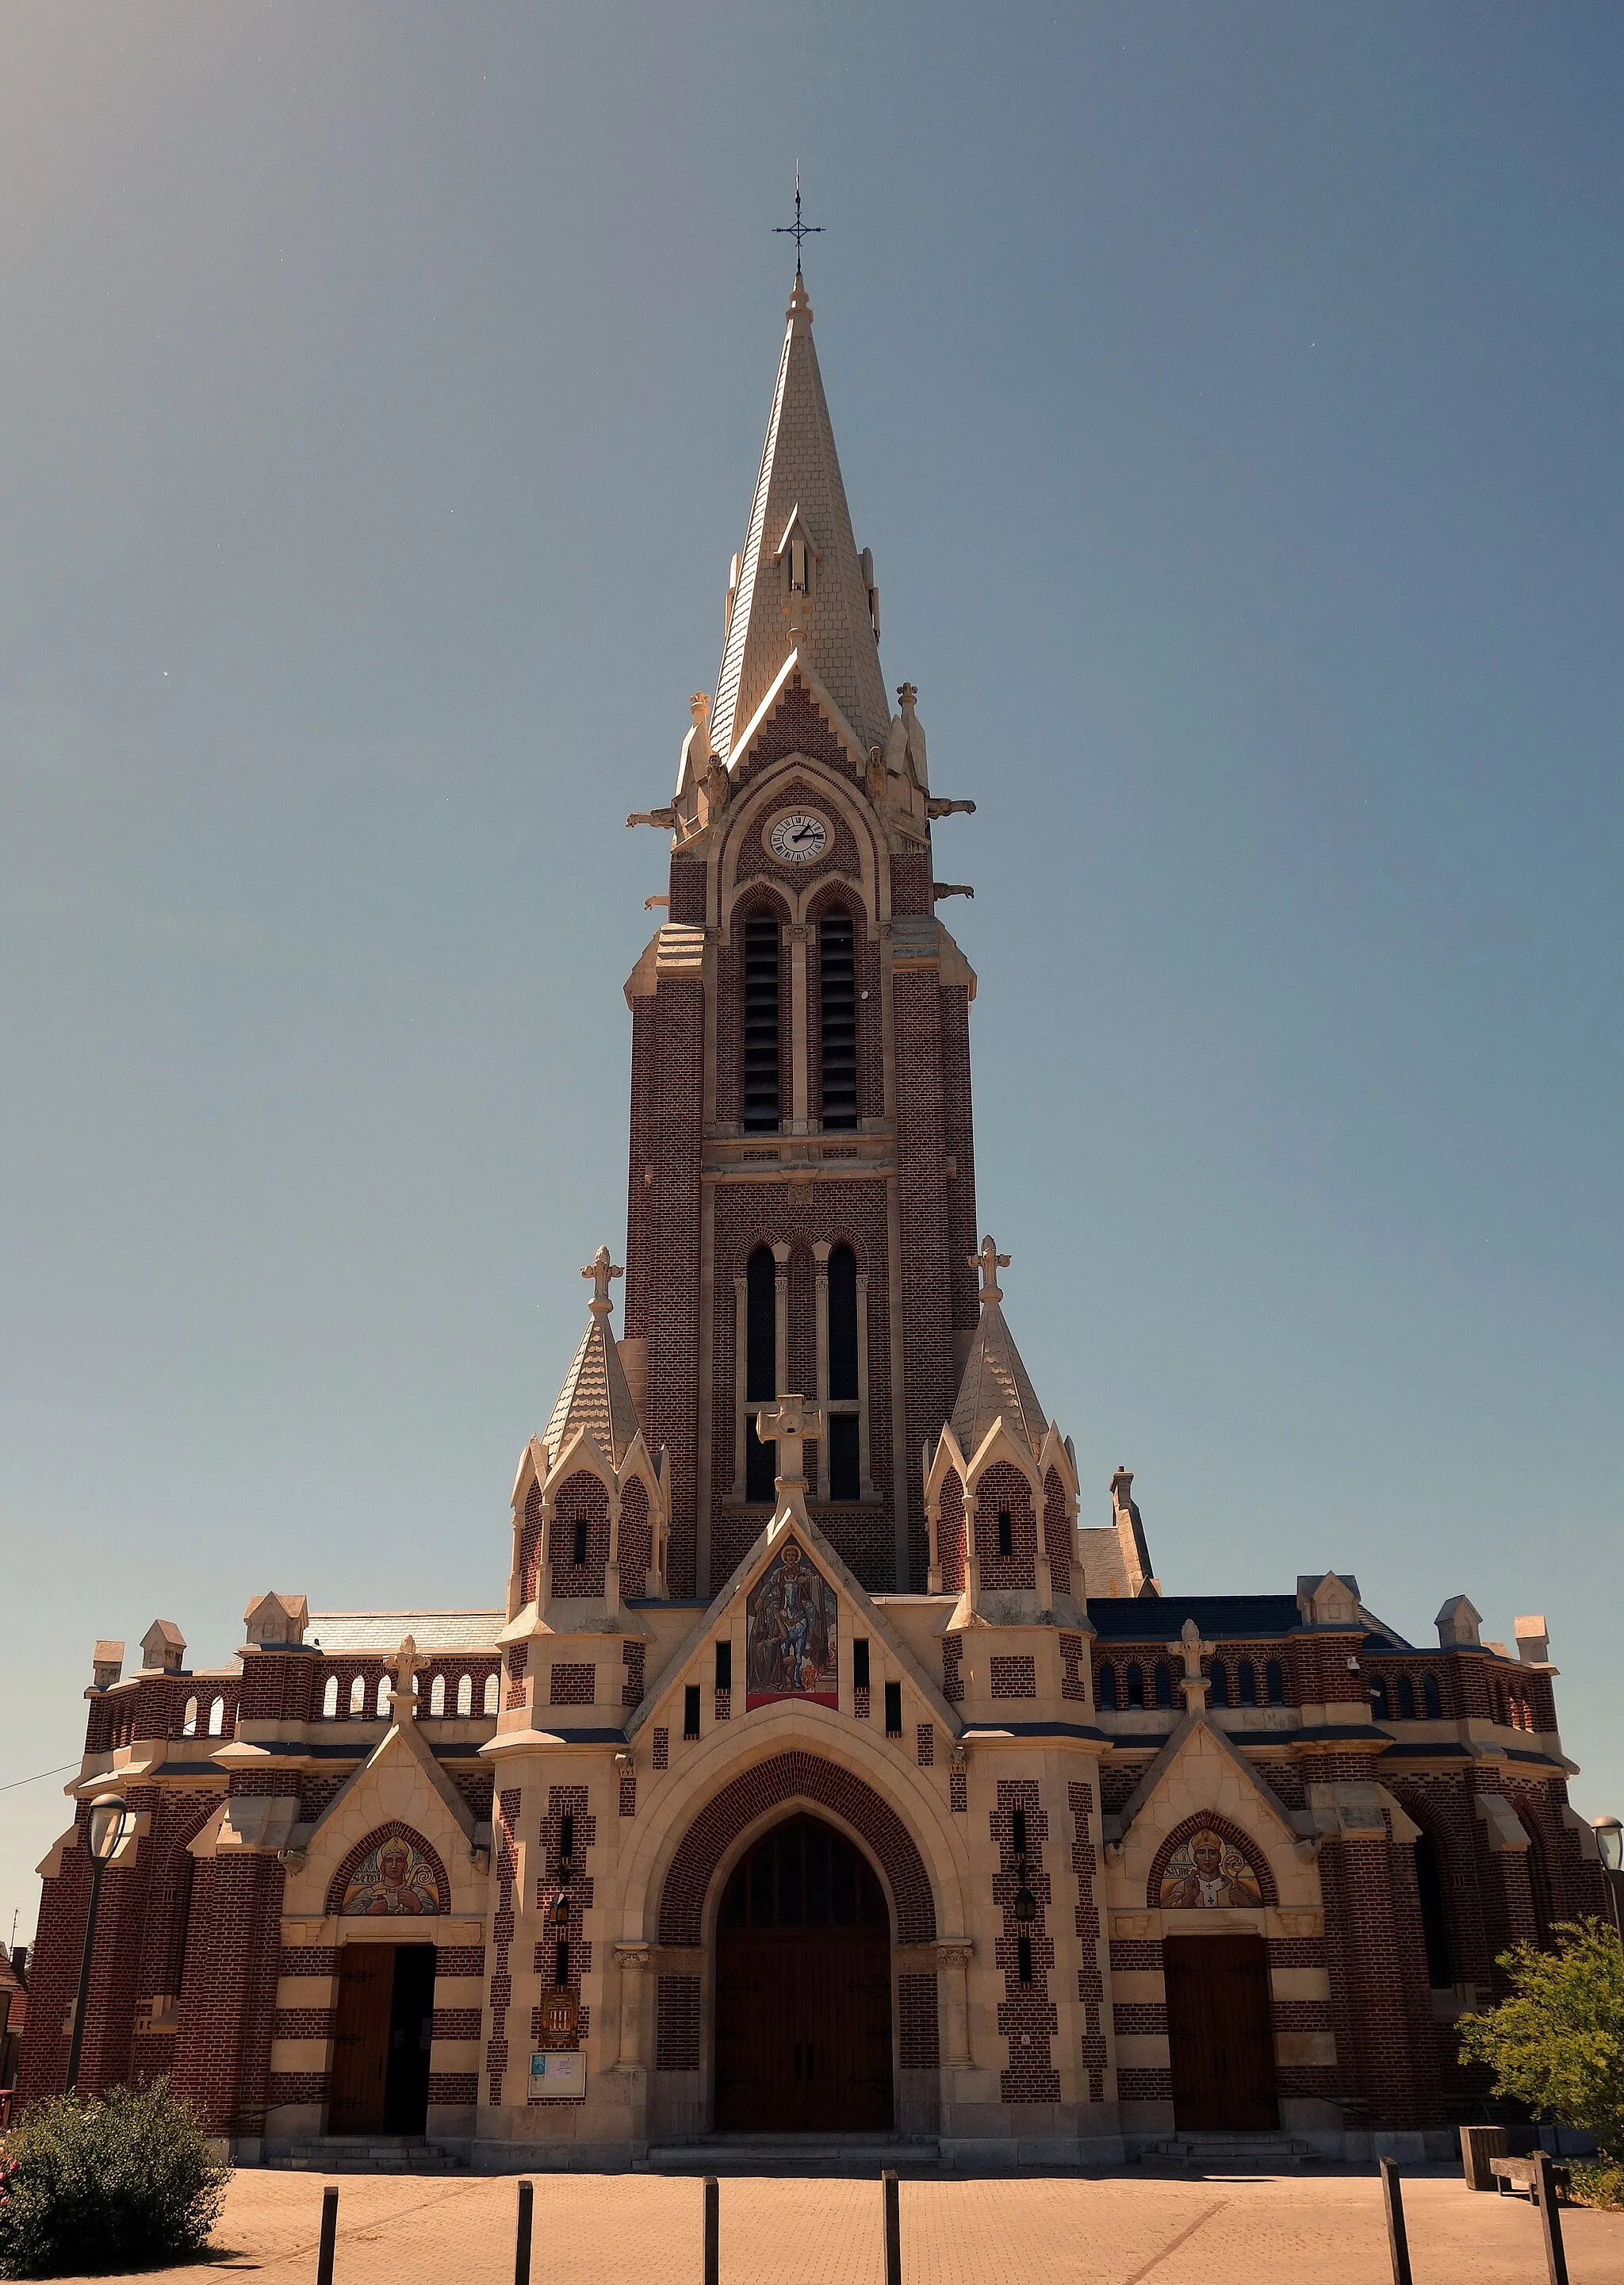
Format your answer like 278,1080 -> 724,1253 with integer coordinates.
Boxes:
619,268 -> 982,1598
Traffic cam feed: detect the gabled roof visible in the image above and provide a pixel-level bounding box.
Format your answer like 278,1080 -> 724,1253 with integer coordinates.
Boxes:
542,1305 -> 642,1470
949,1294 -> 1048,1461
710,271 -> 891,767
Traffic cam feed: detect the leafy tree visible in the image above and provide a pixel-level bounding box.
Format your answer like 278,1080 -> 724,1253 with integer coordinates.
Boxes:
0,2079 -> 231,2279
1458,1918 -> 1624,2159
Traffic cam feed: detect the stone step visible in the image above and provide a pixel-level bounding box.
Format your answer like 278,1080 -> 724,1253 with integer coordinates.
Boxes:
270,2139 -> 467,2175
644,2136 -> 940,2173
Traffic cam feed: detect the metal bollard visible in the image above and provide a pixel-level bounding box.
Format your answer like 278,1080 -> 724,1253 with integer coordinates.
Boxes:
515,2179 -> 534,2285
883,2168 -> 902,2285
703,2175 -> 719,2285
316,2185 -> 339,2285
1379,2158 -> 1412,2285
1534,2153 -> 1570,2285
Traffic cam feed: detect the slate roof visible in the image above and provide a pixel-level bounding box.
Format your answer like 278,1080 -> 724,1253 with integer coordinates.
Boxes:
710,271 -> 890,766
305,1612 -> 502,1652
948,1297 -> 1048,1459
541,1307 -> 643,1469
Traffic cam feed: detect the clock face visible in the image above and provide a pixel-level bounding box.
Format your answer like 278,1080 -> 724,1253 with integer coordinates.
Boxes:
767,811 -> 829,867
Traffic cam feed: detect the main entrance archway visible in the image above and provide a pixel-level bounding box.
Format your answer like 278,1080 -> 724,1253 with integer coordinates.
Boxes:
714,1815 -> 894,2132
1163,1934 -> 1278,2130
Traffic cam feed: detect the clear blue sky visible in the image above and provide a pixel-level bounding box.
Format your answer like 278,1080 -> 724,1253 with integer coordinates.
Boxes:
2,3 -> 1619,1942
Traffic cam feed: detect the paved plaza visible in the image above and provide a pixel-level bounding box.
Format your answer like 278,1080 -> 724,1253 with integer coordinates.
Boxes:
53,2164 -> 1624,2285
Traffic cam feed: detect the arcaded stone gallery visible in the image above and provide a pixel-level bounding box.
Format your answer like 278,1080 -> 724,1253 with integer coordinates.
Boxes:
21,269 -> 1611,2168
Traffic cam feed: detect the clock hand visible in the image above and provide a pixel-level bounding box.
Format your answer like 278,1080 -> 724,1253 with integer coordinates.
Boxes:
791,822 -> 816,842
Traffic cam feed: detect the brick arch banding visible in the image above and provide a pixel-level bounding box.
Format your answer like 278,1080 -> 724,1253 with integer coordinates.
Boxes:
1145,1812 -> 1280,1911
325,1820 -> 453,1917
657,1750 -> 937,1946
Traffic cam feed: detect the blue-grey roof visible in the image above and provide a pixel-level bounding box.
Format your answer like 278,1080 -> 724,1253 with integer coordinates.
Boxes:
1086,1595 -> 1304,1643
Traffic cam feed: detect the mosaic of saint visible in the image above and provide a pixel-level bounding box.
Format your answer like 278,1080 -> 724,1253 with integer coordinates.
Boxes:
1159,1828 -> 1264,1910
745,1538 -> 838,1708
340,1834 -> 441,1916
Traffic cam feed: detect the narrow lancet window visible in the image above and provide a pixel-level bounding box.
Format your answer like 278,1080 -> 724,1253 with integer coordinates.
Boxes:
818,911 -> 858,1130
742,914 -> 781,1131
826,1241 -> 860,1499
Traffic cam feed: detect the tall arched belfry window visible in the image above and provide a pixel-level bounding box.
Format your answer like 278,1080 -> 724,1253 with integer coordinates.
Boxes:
818,911 -> 858,1130
742,914 -> 781,1132
745,1244 -> 778,1501
825,1244 -> 861,1500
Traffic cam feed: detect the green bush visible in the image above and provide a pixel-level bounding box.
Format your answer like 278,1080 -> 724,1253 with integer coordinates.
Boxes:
1572,2160 -> 1624,2210
1457,1917 -> 1624,2160
0,2080 -> 231,2279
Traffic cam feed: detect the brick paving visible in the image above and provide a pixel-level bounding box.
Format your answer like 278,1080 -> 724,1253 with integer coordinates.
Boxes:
45,2164 -> 1624,2285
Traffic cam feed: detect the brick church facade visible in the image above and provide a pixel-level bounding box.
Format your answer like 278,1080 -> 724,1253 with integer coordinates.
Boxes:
20,268 -> 1610,2167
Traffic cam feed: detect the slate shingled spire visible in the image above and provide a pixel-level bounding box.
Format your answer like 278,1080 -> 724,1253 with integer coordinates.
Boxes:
710,270 -> 891,767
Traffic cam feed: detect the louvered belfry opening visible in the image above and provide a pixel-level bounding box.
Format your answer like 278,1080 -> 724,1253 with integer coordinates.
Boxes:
745,1245 -> 778,1502
742,913 -> 782,1131
818,910 -> 858,1129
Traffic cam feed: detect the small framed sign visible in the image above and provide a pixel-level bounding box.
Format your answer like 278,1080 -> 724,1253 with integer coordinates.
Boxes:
529,2049 -> 585,2097
538,1988 -> 579,2044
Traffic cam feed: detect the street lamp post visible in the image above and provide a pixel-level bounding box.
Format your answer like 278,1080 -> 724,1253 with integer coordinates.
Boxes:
1595,1816 -> 1623,1939
64,1793 -> 131,2095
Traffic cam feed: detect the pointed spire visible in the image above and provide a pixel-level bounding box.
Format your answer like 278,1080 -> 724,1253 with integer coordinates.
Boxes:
542,1249 -> 643,1467
949,1237 -> 1049,1458
710,274 -> 891,768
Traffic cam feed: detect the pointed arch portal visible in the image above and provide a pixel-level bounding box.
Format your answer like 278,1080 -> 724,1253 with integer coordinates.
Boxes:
714,1812 -> 894,2132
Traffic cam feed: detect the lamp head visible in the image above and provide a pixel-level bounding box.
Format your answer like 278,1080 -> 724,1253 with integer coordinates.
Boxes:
1595,1815 -> 1623,1875
86,1795 -> 130,1865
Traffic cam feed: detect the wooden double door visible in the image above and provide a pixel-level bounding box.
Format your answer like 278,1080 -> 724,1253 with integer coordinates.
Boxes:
328,1943 -> 436,2135
713,1815 -> 894,2133
1163,1934 -> 1278,2131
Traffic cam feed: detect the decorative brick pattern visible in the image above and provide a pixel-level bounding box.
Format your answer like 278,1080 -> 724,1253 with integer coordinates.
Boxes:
1113,2002 -> 1167,2037
975,1464 -> 1038,1594
1109,1938 -> 1164,1972
714,1689 -> 732,1723
653,1727 -> 669,1771
1117,2066 -> 1174,2101
618,1475 -> 651,1601
898,1972 -> 940,2069
549,1663 -> 596,1708
655,1975 -> 700,2071
1043,1467 -> 1072,1599
622,1639 -> 646,1708
1059,1634 -> 1087,1704
432,2007 -> 482,2041
280,1946 -> 340,1980
1070,1780 -> 1106,2102
427,2071 -> 478,2104
435,1946 -> 486,1979
267,2071 -> 328,2104
940,1635 -> 963,1704
990,1656 -> 1036,1700
950,1767 -> 967,1815
485,1786 -> 520,2107
993,1781 -> 1060,2104
619,1765 -> 637,1818
916,1723 -> 935,1768
272,2007 -> 333,2041
504,1643 -> 528,1712
853,1685 -> 871,1720
323,1823 -> 451,1919
657,1751 -> 936,1946
532,1788 -> 596,2056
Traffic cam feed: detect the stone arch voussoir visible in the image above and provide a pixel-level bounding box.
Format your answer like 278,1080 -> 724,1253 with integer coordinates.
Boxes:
657,1750 -> 937,1946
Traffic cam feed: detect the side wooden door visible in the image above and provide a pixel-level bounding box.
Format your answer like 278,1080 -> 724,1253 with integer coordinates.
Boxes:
1163,1934 -> 1278,2131
328,1945 -> 396,2133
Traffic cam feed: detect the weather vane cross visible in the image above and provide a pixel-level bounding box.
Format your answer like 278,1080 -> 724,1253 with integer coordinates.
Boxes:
774,169 -> 822,274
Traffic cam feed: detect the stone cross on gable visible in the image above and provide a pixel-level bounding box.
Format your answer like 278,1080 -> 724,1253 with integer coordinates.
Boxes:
582,1245 -> 624,1317
756,1393 -> 825,1493
970,1235 -> 1011,1309
1179,1616 -> 1212,1716
389,1635 -> 421,1722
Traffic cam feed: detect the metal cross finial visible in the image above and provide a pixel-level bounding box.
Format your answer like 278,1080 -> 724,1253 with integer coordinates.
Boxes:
969,1235 -> 1011,1307
774,169 -> 823,274
582,1244 -> 624,1316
